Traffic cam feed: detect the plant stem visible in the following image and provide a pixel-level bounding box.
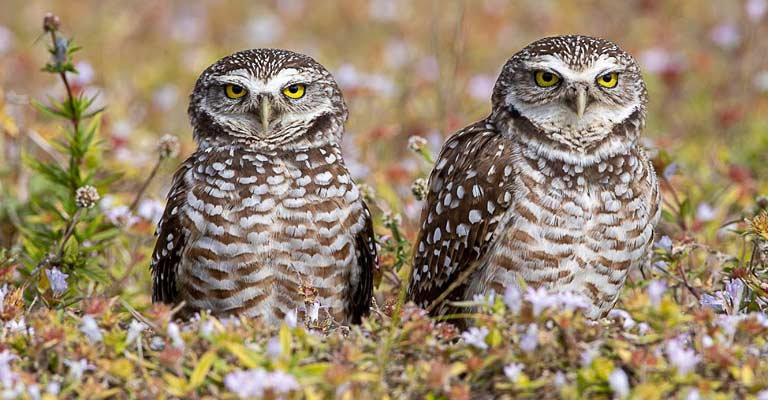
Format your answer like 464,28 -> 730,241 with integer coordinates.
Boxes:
57,208 -> 83,258
129,157 -> 162,212
49,31 -> 79,134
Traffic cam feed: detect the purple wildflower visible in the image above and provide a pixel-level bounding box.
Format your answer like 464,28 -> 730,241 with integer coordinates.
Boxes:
654,235 -> 673,253
45,267 -> 68,297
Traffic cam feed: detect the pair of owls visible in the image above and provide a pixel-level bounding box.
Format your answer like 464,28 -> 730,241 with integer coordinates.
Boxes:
151,35 -> 660,326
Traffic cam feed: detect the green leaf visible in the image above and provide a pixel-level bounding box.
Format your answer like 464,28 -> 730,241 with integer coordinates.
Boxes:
77,261 -> 110,285
189,350 -> 217,389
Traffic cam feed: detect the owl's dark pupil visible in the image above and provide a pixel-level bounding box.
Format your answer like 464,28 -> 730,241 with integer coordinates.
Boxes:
602,75 -> 612,82
542,73 -> 553,81
288,85 -> 298,93
230,85 -> 243,94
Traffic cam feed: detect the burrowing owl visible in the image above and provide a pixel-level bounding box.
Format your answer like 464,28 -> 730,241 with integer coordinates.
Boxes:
151,49 -> 376,325
408,35 -> 660,320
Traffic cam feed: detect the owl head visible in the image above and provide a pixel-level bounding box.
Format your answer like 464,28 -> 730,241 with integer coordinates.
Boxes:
492,35 -> 647,153
188,49 -> 347,148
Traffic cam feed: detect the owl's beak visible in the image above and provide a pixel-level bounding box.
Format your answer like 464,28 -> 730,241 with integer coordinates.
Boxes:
575,87 -> 588,118
566,85 -> 589,118
259,100 -> 272,138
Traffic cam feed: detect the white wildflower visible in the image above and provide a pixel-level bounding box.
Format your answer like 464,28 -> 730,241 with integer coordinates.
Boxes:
607,309 -> 636,330
137,199 -> 164,224
665,337 -> 701,375
0,284 -> 7,313
747,0 -> 768,21
285,309 -> 298,328
65,358 -> 94,381
503,363 -> 524,382
126,319 -> 148,344
524,287 -> 556,316
696,202 -> 716,222
224,369 -> 299,398
647,280 -> 667,308
554,371 -> 566,387
5,318 -> 30,334
167,322 -> 184,348
503,285 -> 522,314
266,336 -> 282,359
608,368 -> 630,399
199,319 -> 214,338
80,316 -> 102,343
519,324 -> 539,353
556,291 -> 590,311
45,381 -> 61,396
269,370 -> 301,393
407,135 -> 428,152
461,326 -> 489,350
308,301 -> 321,322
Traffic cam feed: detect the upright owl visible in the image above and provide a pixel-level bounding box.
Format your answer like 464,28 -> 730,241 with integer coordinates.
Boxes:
151,49 -> 376,325
408,35 -> 660,320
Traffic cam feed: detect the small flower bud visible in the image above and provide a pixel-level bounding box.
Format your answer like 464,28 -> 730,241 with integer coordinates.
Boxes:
158,134 -> 180,160
382,211 -> 402,227
43,13 -> 61,33
757,196 -> 768,210
407,135 -> 427,152
357,183 -> 376,204
52,36 -> 69,66
411,178 -> 428,201
74,185 -> 100,208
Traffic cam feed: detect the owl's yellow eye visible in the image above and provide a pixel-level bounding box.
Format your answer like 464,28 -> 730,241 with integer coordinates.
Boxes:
282,84 -> 306,99
596,72 -> 619,88
225,84 -> 247,99
534,70 -> 560,87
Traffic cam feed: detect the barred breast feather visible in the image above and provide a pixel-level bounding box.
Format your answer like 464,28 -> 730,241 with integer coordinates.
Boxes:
151,142 -> 376,325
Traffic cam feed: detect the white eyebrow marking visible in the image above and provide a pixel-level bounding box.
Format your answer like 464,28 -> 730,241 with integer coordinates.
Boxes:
218,68 -> 306,94
526,54 -> 620,82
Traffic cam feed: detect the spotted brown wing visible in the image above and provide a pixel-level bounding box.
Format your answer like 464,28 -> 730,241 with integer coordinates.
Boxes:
150,161 -> 192,304
407,123 -> 515,313
348,202 -> 377,324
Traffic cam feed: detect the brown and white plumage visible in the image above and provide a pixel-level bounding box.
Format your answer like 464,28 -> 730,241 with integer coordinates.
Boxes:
408,35 -> 661,320
151,49 -> 376,325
